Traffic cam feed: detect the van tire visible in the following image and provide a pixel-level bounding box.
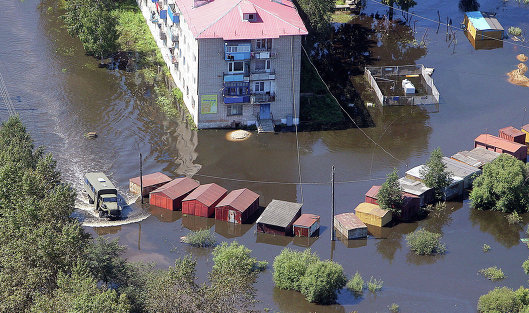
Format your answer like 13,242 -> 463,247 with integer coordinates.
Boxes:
89,198 -> 94,204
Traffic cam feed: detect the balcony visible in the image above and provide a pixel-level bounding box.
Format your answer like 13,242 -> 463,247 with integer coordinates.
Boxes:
251,93 -> 276,104
250,70 -> 275,81
225,42 -> 251,61
251,51 -> 277,59
168,4 -> 180,24
224,95 -> 250,104
223,72 -> 250,83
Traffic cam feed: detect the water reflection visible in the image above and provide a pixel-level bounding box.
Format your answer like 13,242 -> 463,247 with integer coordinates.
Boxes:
469,208 -> 524,248
406,251 -> 446,265
256,233 -> 293,247
336,233 -> 368,248
272,288 -> 346,313
181,214 -> 215,231
214,219 -> 253,239
293,236 -> 320,248
376,222 -> 418,262
149,205 -> 181,223
93,225 -> 122,236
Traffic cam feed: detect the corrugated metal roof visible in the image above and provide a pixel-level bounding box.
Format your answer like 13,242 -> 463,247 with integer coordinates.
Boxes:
406,164 -> 464,183
239,0 -> 257,14
451,147 -> 500,168
334,213 -> 366,230
182,183 -> 227,207
256,199 -> 302,228
354,202 -> 390,218
216,188 -> 259,213
293,213 -> 319,227
399,177 -> 432,196
366,185 -> 381,198
466,11 -> 492,30
130,172 -> 172,187
483,15 -> 504,31
151,177 -> 199,199
475,134 -> 526,153
173,0 -> 308,39
522,124 -> 529,133
499,126 -> 524,138
442,157 -> 481,179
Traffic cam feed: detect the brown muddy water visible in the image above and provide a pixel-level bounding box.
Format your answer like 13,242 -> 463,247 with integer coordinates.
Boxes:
2,0 -> 529,311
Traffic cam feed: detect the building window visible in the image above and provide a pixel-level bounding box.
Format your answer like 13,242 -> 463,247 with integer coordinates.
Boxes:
254,81 -> 265,92
226,45 -> 250,53
186,86 -> 189,96
254,59 -> 270,72
228,61 -> 245,73
243,13 -> 257,22
227,104 -> 243,116
192,97 -> 195,109
255,39 -> 272,51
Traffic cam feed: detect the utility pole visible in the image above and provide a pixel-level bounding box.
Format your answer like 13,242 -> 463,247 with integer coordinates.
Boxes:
140,153 -> 143,204
331,165 -> 335,241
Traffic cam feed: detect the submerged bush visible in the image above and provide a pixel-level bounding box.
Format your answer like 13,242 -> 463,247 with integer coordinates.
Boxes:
406,228 -> 446,255
273,249 -> 319,291
523,258 -> 529,275
182,229 -> 216,247
482,244 -> 491,253
509,27 -> 523,37
367,276 -> 383,293
479,267 -> 506,281
389,303 -> 400,312
507,211 -> 522,224
299,260 -> 347,304
346,271 -> 364,295
478,287 -> 523,313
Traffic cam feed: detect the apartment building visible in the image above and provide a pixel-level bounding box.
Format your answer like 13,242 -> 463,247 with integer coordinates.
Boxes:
138,0 -> 308,129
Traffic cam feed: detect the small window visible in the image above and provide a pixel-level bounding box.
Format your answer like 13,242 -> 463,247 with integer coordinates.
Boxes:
255,59 -> 270,72
254,81 -> 265,92
227,104 -> 243,116
228,61 -> 245,73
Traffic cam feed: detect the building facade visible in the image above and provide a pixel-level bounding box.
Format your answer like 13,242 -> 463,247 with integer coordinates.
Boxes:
137,0 -> 308,129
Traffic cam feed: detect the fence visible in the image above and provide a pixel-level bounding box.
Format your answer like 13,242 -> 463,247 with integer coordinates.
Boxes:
365,64 -> 440,106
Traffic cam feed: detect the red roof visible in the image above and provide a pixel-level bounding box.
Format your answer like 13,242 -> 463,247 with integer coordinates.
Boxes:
334,213 -> 366,230
293,213 -> 320,227
130,172 -> 172,187
499,126 -> 524,137
216,188 -> 259,213
173,0 -> 308,40
366,185 -> 381,199
182,183 -> 227,207
522,124 -> 529,133
151,177 -> 199,199
475,134 -> 526,153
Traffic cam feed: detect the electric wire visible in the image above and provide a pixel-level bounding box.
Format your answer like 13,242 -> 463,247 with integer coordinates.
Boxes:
192,173 -> 386,185
368,0 -> 529,50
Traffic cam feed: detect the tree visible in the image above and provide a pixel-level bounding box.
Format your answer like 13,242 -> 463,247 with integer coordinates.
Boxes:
299,260 -> 347,304
405,228 -> 446,255
382,0 -> 417,20
420,147 -> 452,201
470,154 -> 529,213
477,287 -> 529,313
63,0 -> 117,60
295,0 -> 335,35
273,248 -> 319,291
377,168 -> 403,214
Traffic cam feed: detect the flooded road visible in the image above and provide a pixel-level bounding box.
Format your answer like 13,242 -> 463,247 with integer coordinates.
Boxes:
1,0 -> 529,311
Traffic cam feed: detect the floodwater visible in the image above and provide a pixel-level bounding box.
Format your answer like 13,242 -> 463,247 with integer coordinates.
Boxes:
1,0 -> 529,311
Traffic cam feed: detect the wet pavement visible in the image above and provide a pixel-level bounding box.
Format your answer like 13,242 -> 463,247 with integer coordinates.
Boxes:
1,0 -> 529,311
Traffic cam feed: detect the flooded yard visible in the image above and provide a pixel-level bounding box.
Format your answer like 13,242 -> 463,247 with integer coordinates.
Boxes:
1,0 -> 529,311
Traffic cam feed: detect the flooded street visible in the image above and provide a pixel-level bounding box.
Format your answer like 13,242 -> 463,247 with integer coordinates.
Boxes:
1,0 -> 529,311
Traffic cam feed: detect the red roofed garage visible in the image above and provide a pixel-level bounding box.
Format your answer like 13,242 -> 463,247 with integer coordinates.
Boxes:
149,177 -> 200,211
182,183 -> 227,218
215,188 -> 260,224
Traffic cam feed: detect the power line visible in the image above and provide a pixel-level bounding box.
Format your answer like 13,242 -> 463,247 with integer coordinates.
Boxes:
192,173 -> 386,185
368,0 -> 529,50
291,36 -> 304,203
300,44 -> 405,165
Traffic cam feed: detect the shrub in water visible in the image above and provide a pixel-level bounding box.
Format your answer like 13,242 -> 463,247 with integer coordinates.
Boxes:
509,26 -> 523,37
479,267 -> 505,281
406,228 -> 446,255
182,229 -> 216,247
523,258 -> 529,275
477,287 -> 523,313
482,244 -> 491,253
299,260 -> 347,304
346,271 -> 364,295
388,303 -> 400,312
273,248 -> 319,291
507,211 -> 522,224
367,276 -> 383,293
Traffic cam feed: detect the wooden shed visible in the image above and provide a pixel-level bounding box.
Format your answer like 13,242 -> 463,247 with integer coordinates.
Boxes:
442,156 -> 481,189
365,185 -> 381,205
499,126 -> 526,144
334,212 -> 367,239
354,202 -> 392,227
215,188 -> 260,224
256,200 -> 302,236
399,177 -> 435,207
182,183 -> 227,218
130,172 -> 172,197
463,11 -> 504,49
451,147 -> 501,169
293,214 -> 320,237
474,134 -> 527,162
149,177 -> 199,211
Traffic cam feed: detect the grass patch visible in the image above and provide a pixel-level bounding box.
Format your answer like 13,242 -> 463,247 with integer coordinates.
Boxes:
181,229 -> 216,247
332,12 -> 354,24
367,276 -> 383,293
479,266 -> 505,281
482,244 -> 491,253
406,228 -> 446,255
346,271 -> 364,294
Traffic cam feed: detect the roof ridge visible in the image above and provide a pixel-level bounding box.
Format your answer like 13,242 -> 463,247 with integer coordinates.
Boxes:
250,0 -> 305,33
196,0 -> 244,37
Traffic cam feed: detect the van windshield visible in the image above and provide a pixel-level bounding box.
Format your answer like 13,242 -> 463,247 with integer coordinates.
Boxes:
102,197 -> 117,202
